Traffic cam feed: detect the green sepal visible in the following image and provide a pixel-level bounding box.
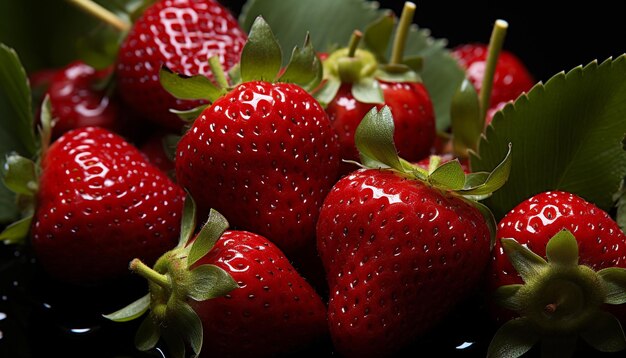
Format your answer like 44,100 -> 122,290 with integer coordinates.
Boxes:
187,264 -> 239,301
487,318 -> 539,358
240,16 -> 282,83
278,33 -> 322,91
2,153 -> 38,196
362,11 -> 394,63
598,267 -> 626,305
159,67 -> 222,102
614,179 -> 626,235
545,229 -> 579,266
451,78 -> 481,156
580,311 -> 626,352
170,302 -> 203,357
352,78 -> 384,104
134,314 -> 160,351
375,65 -> 421,83
38,96 -> 53,155
76,24 -> 122,70
493,284 -> 523,311
459,143 -> 512,196
162,326 -> 185,358
103,293 -> 151,322
402,55 -> 423,73
170,105 -> 208,123
427,160 -> 465,190
355,106 -> 403,172
0,214 -> 33,244
472,200 -> 498,249
500,237 -> 548,283
187,209 -> 229,268
228,63 -> 242,86
314,78 -> 341,107
178,193 -> 197,249
540,334 -> 578,358
163,134 -> 180,163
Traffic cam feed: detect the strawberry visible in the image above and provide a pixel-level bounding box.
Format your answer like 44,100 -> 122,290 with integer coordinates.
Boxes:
171,17 -> 339,255
486,191 -> 626,357
46,61 -> 121,138
1,121 -> 184,283
316,106 -> 511,357
318,4 -> 435,172
105,199 -> 327,358
115,0 -> 247,130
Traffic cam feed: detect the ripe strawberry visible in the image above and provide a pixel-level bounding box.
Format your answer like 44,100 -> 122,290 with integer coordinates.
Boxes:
106,201 -> 327,358
316,107 -> 511,357
21,127 -> 184,283
486,191 -> 626,357
173,17 -> 339,255
319,5 -> 435,171
44,61 -> 122,139
452,43 -> 534,111
115,0 -> 247,130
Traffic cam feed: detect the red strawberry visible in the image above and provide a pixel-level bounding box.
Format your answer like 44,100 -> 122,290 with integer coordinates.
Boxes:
316,107 -> 511,357
452,43 -> 534,110
29,127 -> 184,283
46,61 -> 121,138
173,18 -> 339,255
319,6 -> 435,172
105,203 -> 327,358
116,0 -> 247,130
486,191 -> 626,357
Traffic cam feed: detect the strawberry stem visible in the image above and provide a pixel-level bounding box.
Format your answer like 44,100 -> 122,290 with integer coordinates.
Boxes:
208,56 -> 229,89
347,30 -> 363,58
389,2 -> 416,66
479,19 -> 508,124
66,0 -> 131,32
130,258 -> 171,289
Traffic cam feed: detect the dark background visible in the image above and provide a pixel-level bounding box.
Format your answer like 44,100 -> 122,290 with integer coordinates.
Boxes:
0,0 -> 624,82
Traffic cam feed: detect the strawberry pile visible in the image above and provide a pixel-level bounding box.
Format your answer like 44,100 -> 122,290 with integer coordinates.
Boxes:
1,0 -> 625,357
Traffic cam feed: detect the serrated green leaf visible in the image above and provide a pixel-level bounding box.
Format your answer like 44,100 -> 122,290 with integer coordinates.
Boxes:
487,318 -> 539,358
2,153 -> 38,195
354,106 -> 402,171
362,11 -> 394,62
493,284 -> 523,311
134,314 -> 161,351
501,237 -> 547,283
451,78 -> 481,155
170,105 -> 207,123
103,294 -> 150,322
0,214 -> 32,244
428,160 -> 465,190
187,209 -> 229,267
461,143 -> 512,196
188,264 -> 238,301
545,230 -> 579,266
239,0 -> 464,131
314,78 -> 341,106
352,78 -> 383,104
599,267 -> 626,305
178,194 -> 196,249
240,16 -> 282,83
471,56 -> 626,219
278,33 -> 322,91
580,311 -> 626,352
159,67 -> 221,102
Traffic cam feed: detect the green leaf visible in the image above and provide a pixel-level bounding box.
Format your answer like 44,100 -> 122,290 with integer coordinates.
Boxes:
354,106 -> 403,171
461,143 -> 512,196
38,96 -> 53,155
178,194 -> 196,249
239,16 -> 282,83
314,78 -> 341,106
599,267 -> 626,305
169,302 -> 203,356
159,67 -> 221,102
428,160 -> 465,190
362,11 -> 394,62
0,214 -> 32,244
278,33 -> 323,91
352,77 -> 384,104
402,55 -> 423,73
0,43 -> 36,157
487,318 -> 539,358
239,0 -> 464,130
493,284 -> 524,311
501,237 -> 548,283
134,314 -> 161,351
187,209 -> 229,268
471,56 -> 626,219
187,264 -> 238,301
170,105 -> 208,123
103,294 -> 151,322
451,78 -> 482,154
545,230 -> 579,266
2,153 -> 38,195
580,311 -> 626,352
614,180 -> 626,235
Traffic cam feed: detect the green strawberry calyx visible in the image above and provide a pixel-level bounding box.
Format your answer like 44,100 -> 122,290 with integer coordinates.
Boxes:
159,15 -> 322,121
488,230 -> 626,358
103,194 -> 238,358
315,1 -> 423,106
353,106 -> 511,242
